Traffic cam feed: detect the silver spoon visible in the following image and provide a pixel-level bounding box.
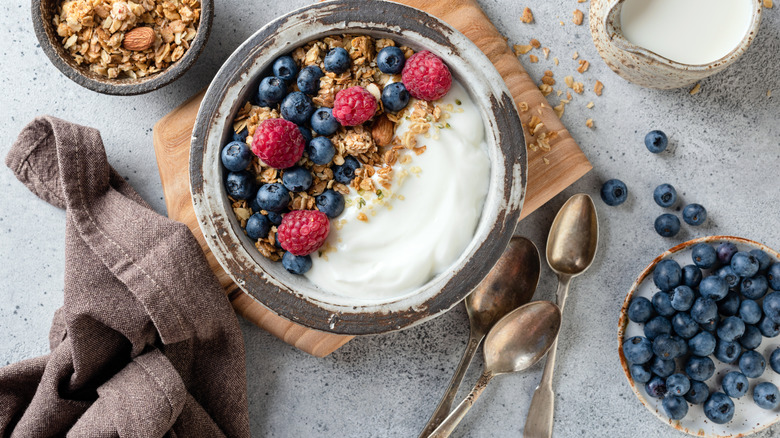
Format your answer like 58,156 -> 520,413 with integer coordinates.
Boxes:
524,193 -> 599,438
428,301 -> 562,438
418,237 -> 541,437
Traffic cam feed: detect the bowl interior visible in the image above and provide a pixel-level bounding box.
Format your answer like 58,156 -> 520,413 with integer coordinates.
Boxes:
190,0 -> 525,334
618,236 -> 780,437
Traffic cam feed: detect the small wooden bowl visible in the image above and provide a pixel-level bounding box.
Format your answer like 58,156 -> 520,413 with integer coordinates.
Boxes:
31,0 -> 213,95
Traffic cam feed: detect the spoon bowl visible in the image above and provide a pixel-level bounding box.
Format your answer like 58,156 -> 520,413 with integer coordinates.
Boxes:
546,193 -> 599,277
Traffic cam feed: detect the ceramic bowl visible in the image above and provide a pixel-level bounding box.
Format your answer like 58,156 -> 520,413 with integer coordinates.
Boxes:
618,236 -> 780,437
190,0 -> 526,335
31,0 -> 213,95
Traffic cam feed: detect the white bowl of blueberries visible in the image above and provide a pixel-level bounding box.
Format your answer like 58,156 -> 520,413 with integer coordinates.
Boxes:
618,236 -> 780,437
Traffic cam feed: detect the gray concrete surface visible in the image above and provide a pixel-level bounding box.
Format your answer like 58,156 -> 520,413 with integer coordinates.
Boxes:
1,1 -> 779,437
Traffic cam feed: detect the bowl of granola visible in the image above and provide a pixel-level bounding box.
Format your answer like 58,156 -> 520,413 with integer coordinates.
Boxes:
190,0 -> 526,334
32,0 -> 212,95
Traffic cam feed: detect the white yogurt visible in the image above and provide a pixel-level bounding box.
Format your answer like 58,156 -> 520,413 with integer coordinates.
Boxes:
305,81 -> 490,301
620,0 -> 753,65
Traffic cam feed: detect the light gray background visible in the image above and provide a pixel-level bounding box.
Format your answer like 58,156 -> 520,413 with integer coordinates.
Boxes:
1,1 -> 779,437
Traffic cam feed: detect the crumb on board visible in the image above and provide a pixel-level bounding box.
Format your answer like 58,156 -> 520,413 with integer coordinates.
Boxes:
543,157 -> 550,165
514,44 -> 533,55
521,7 -> 534,23
573,10 -> 584,25
689,83 -> 702,95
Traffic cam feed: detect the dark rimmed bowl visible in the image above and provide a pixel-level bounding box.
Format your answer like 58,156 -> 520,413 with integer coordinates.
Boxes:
31,0 -> 213,95
190,0 -> 526,335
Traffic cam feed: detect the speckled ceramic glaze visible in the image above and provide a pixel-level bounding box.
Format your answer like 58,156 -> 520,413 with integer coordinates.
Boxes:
189,0 -> 526,335
590,0 -> 763,89
618,236 -> 780,437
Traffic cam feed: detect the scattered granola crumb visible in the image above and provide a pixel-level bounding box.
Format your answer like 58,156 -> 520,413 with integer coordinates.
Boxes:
594,80 -> 604,96
576,60 -> 590,73
538,83 -> 553,96
554,102 -> 565,118
543,157 -> 550,165
768,89 -> 773,98
542,47 -> 550,59
586,101 -> 595,109
689,83 -> 702,95
572,51 -> 579,60
554,57 -> 560,66
556,89 -> 563,97
586,118 -> 594,129
519,101 -> 529,112
529,54 -> 539,63
564,76 -> 583,93
764,0 -> 773,8
513,44 -> 534,55
559,21 -> 565,26
521,7 -> 534,23
530,38 -> 541,48
578,0 -> 588,3
573,10 -> 584,25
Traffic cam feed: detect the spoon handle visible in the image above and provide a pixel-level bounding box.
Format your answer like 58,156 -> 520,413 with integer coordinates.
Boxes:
418,330 -> 484,438
523,276 -> 571,438
428,371 -> 494,438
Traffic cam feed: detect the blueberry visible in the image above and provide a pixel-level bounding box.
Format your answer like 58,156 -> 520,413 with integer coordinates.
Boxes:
644,316 -> 672,340
717,291 -> 741,317
672,312 -> 699,339
381,82 -> 411,112
654,214 -> 681,238
376,46 -> 406,74
297,65 -> 324,95
652,291 -> 676,317
628,296 -> 655,323
669,285 -> 694,312
282,252 -> 312,275
741,275 -> 769,300
703,392 -> 735,424
653,183 -> 677,208
645,376 -> 668,398
739,299 -> 762,325
750,249 -> 773,273
645,130 -> 668,153
315,189 -> 345,218
686,355 -> 715,381
257,76 -> 287,105
682,265 -> 703,288
653,334 -> 682,360
758,315 -> 780,337
721,371 -> 749,398
753,382 -> 780,410
281,167 -> 312,193
692,243 -> 717,269
662,395 -> 688,420
764,291 -> 780,323
255,183 -> 290,213
717,242 -> 739,265
299,126 -> 313,146
266,211 -> 283,226
731,251 -> 760,278
310,107 -> 340,136
691,297 -> 718,325
232,128 -> 249,143
225,171 -> 256,200
714,339 -> 742,364
717,316 -> 745,342
333,156 -> 361,184
739,325 -> 762,350
770,347 -> 780,373
666,373 -> 691,396
700,319 -> 718,333
600,179 -> 628,206
688,331 -> 716,356
272,55 -> 298,82
245,213 -> 271,240
700,276 -> 729,301
654,259 -> 682,291
685,381 -> 710,404
650,356 -> 676,378
630,363 -> 653,383
739,350 -> 766,378
623,336 -> 654,364
323,47 -> 350,74
769,263 -> 780,290
280,91 -> 315,126
221,141 -> 254,172
307,136 -> 336,165
716,266 -> 740,290
682,203 -> 707,226
274,232 -> 282,248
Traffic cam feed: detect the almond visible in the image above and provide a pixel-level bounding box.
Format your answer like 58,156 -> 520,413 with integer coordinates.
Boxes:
123,27 -> 155,52
371,114 -> 394,147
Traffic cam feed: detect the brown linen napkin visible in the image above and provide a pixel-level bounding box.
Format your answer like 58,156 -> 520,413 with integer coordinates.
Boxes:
0,116 -> 250,438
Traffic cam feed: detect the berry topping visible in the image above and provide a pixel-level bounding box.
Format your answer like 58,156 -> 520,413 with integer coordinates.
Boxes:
277,210 -> 330,256
333,86 -> 378,126
401,50 -> 452,101
251,118 -> 305,169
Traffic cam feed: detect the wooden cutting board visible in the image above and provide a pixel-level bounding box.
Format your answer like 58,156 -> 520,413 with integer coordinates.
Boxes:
152,0 -> 592,358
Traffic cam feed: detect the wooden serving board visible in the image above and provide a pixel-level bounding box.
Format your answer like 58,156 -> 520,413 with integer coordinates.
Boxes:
152,0 -> 591,358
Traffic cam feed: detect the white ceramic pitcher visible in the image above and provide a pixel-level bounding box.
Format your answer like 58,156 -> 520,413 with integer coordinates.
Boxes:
589,0 -> 763,89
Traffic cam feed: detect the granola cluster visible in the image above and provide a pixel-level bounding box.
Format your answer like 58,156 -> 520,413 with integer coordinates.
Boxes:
53,0 -> 201,79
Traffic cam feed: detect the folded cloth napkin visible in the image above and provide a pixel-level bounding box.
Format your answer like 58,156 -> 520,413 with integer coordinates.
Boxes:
0,117 -> 250,437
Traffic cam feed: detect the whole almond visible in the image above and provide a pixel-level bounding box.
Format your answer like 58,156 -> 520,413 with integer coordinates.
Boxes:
371,114 -> 395,147
123,27 -> 155,52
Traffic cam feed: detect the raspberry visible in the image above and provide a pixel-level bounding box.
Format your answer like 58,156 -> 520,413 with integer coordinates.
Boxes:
332,86 -> 377,126
401,50 -> 452,101
277,210 -> 330,256
251,118 -> 305,169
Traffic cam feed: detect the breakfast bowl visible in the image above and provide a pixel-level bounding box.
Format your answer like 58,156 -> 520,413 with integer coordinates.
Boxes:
618,236 -> 780,437
190,0 -> 526,335
31,0 -> 213,95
